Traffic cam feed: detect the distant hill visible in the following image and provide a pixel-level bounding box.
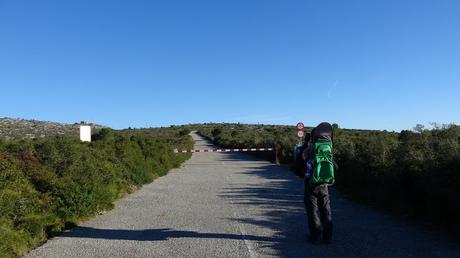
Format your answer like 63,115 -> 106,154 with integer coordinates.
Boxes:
0,118 -> 106,140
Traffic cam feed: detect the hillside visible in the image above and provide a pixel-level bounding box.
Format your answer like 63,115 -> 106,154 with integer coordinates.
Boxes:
0,118 -> 105,140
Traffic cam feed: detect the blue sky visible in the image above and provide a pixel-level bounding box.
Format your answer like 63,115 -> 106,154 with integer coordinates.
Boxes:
1,0 -> 459,131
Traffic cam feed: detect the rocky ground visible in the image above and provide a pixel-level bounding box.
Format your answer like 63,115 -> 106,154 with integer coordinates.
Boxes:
0,117 -> 105,140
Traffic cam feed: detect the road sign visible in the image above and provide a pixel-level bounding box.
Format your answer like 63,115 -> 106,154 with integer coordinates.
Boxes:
296,122 -> 305,130
297,131 -> 305,138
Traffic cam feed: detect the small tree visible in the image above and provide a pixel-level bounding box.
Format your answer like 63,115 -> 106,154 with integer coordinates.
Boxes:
413,124 -> 425,132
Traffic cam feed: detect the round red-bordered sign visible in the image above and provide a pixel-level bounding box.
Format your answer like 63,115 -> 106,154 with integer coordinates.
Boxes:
296,122 -> 305,130
297,131 -> 305,138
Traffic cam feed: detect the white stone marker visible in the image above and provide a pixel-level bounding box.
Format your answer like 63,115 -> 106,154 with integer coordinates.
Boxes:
80,125 -> 91,142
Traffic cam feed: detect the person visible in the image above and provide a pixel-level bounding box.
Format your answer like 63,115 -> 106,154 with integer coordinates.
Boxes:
302,123 -> 336,244
293,133 -> 311,178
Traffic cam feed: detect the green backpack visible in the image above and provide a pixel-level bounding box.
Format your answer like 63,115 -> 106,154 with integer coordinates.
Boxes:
311,141 -> 335,185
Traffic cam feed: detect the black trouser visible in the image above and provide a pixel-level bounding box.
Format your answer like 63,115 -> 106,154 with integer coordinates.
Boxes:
304,179 -> 333,240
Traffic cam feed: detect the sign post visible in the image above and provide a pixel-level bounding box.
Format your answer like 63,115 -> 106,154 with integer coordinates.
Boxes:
296,122 -> 305,144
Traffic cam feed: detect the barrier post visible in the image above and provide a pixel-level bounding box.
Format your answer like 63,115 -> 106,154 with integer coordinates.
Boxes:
275,145 -> 280,165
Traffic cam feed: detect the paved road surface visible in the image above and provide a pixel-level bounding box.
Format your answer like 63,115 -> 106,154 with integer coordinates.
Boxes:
26,133 -> 460,258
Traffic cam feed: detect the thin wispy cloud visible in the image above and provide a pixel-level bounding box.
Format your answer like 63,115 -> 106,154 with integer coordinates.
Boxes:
327,80 -> 339,99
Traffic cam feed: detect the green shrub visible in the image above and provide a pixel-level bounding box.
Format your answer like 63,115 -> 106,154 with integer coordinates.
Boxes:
0,128 -> 193,258
195,123 -> 460,234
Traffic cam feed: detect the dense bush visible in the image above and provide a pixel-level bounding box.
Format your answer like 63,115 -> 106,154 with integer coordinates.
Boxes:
196,123 -> 460,234
0,128 -> 193,258
334,125 -> 460,234
197,123 -> 301,163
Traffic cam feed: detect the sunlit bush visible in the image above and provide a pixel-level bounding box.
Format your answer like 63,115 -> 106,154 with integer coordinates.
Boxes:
196,123 -> 460,234
0,128 -> 193,257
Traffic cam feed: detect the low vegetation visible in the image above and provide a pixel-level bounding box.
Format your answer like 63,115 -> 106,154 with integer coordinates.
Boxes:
195,123 -> 301,163
0,118 -> 105,140
0,127 -> 193,258
196,123 -> 460,234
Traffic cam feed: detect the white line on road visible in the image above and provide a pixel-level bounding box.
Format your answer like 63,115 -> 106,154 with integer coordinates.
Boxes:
222,163 -> 258,258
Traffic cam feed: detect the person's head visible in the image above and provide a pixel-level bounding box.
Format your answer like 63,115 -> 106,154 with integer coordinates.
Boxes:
311,122 -> 333,142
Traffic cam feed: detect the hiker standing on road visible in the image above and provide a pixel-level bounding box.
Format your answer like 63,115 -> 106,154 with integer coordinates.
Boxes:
303,122 -> 336,244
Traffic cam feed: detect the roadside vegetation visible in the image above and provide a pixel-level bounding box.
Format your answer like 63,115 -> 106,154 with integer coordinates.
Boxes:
195,123 -> 301,163
0,127 -> 193,258
2,121 -> 459,257
195,123 -> 460,235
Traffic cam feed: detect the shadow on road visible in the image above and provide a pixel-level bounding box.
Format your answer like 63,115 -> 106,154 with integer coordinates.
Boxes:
218,153 -> 324,257
217,153 -> 460,258
56,151 -> 460,258
61,226 -> 278,242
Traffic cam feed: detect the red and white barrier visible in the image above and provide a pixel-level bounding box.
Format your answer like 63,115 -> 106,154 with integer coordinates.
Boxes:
174,148 -> 274,153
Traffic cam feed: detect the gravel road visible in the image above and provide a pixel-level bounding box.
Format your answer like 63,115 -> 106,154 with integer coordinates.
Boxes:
25,133 -> 460,258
